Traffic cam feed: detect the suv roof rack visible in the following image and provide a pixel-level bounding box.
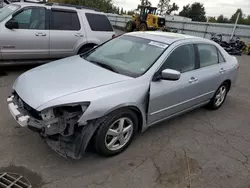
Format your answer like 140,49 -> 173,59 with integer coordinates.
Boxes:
45,3 -> 99,11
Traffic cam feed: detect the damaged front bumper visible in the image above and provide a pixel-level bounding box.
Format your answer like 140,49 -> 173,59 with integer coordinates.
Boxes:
7,95 -> 98,159
7,95 -> 29,127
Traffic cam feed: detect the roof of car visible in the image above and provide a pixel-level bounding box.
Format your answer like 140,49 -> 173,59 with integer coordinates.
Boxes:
12,2 -> 100,13
125,31 -> 201,44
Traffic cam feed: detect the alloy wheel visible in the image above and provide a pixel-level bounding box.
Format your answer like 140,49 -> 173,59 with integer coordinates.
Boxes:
215,85 -> 227,106
105,117 -> 133,151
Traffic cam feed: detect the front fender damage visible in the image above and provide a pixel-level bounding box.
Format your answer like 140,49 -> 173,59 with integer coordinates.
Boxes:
46,120 -> 100,159
11,93 -> 97,159
38,106 -> 99,159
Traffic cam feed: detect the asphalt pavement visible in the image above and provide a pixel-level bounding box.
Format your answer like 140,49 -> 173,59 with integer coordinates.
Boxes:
0,53 -> 250,187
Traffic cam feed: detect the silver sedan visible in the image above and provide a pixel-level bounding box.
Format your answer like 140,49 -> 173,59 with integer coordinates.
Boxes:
7,31 -> 239,159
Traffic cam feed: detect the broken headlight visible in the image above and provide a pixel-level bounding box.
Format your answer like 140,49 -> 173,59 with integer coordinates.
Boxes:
39,102 -> 90,136
41,102 -> 90,121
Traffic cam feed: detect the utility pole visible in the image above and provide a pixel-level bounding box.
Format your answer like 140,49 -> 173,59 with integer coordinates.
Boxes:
230,12 -> 240,40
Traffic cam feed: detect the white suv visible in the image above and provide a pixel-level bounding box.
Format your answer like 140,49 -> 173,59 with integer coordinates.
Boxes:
0,3 -> 115,61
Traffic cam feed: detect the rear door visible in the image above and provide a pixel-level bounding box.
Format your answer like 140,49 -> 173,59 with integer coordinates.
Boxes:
1,6 -> 49,60
49,8 -> 86,58
193,43 -> 227,100
84,13 -> 115,43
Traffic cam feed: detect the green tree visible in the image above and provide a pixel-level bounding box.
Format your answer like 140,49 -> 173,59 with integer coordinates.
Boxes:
157,0 -> 178,15
230,8 -> 244,24
121,7 -> 124,14
179,4 -> 191,17
217,14 -> 229,23
244,15 -> 250,25
179,2 -> 206,22
208,17 -> 216,23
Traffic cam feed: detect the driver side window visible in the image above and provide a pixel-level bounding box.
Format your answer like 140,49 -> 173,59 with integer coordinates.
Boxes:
161,44 -> 195,73
12,7 -> 46,30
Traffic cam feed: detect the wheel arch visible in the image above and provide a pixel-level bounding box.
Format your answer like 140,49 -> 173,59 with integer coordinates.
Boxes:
77,43 -> 97,54
223,79 -> 231,91
102,105 -> 146,133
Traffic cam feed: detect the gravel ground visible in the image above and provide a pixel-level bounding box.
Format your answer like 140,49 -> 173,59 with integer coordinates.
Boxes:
0,54 -> 250,188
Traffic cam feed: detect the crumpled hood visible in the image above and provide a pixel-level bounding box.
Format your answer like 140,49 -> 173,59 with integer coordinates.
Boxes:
14,56 -> 131,110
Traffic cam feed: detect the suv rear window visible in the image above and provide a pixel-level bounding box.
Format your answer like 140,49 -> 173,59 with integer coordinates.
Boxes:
51,10 -> 80,30
85,13 -> 113,32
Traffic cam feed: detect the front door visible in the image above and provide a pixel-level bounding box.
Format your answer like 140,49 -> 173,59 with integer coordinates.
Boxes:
148,44 -> 202,125
49,9 -> 86,58
1,7 -> 49,60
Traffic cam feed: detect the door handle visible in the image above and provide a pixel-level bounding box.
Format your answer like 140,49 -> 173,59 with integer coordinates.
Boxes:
35,33 -> 46,36
189,77 -> 198,83
74,33 -> 84,37
219,68 -> 226,73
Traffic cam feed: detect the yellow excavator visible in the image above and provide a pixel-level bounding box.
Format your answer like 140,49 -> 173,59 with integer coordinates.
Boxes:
125,5 -> 166,32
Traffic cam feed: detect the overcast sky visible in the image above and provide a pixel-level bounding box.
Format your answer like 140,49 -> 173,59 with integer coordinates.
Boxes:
113,0 -> 250,18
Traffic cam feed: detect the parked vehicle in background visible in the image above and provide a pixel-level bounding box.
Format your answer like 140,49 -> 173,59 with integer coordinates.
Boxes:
7,31 -> 238,159
0,3 -> 115,62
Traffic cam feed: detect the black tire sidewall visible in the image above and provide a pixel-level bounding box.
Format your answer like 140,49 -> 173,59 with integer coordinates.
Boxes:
94,109 -> 138,156
125,21 -> 134,32
140,23 -> 147,31
209,83 -> 229,110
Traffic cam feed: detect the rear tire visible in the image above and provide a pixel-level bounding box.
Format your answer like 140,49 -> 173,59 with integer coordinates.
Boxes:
94,109 -> 138,157
207,82 -> 229,110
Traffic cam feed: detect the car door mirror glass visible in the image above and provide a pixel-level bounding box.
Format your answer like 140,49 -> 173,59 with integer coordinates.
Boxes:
161,69 -> 181,81
5,19 -> 19,29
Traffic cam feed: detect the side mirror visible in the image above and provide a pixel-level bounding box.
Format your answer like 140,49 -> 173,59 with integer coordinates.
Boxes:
161,69 -> 181,81
5,19 -> 19,30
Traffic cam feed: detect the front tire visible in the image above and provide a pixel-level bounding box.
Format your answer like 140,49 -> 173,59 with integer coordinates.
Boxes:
94,109 -> 138,157
125,21 -> 135,32
139,23 -> 147,31
207,83 -> 229,110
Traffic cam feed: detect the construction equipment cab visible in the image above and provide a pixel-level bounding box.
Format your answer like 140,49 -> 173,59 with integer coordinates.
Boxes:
125,5 -> 165,32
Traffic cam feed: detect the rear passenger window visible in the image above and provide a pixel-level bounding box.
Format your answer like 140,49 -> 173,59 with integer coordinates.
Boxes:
197,44 -> 218,68
218,51 -> 225,63
51,10 -> 80,30
161,44 -> 195,73
85,13 -> 113,31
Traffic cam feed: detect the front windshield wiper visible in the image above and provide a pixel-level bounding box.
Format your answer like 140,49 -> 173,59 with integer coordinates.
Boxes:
88,60 -> 118,73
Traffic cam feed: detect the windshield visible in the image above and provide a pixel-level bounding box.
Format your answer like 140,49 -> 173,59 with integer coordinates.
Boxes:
0,4 -> 20,22
83,35 -> 168,77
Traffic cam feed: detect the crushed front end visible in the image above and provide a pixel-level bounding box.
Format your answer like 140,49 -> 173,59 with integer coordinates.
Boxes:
7,92 -> 98,159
